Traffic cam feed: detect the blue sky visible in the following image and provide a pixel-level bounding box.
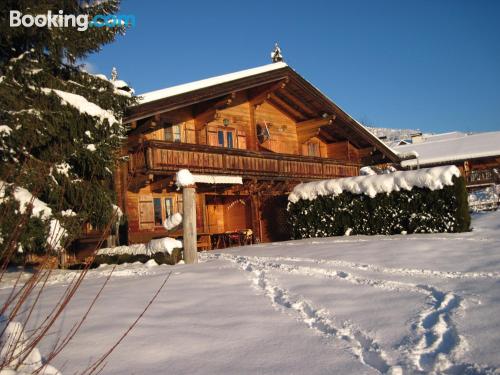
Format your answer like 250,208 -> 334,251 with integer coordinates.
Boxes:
86,0 -> 500,133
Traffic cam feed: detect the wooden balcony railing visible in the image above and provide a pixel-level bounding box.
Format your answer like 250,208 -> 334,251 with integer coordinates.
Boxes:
128,140 -> 360,180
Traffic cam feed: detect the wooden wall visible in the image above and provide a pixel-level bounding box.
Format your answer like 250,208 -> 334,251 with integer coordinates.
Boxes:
126,184 -> 191,243
138,96 -> 303,157
301,137 -> 328,157
126,185 -> 254,243
205,195 -> 252,233
326,141 -> 369,163
255,101 -> 298,154
132,94 -> 370,164
223,196 -> 252,232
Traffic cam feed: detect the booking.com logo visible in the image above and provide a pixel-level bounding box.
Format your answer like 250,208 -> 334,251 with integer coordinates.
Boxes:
9,10 -> 135,31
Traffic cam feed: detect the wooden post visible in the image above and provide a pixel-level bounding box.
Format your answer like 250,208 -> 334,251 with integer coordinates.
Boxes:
250,193 -> 262,243
59,250 -> 67,269
183,185 -> 198,264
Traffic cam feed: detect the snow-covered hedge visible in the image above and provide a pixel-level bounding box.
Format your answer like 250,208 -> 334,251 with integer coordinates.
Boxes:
287,166 -> 470,238
92,237 -> 183,267
91,249 -> 182,267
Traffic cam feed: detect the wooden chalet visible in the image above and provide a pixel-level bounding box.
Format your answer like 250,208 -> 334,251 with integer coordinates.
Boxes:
114,58 -> 399,249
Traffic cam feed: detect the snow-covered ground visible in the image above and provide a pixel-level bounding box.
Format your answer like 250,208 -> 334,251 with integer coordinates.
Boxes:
2,212 -> 500,374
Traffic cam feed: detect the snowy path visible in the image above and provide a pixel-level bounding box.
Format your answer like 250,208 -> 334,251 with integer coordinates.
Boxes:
202,251 -> 499,374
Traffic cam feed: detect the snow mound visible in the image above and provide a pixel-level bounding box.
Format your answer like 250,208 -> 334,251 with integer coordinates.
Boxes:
288,165 -> 461,202
97,243 -> 149,256
147,237 -> 182,255
164,213 -> 182,230
0,319 -> 61,375
0,125 -> 12,136
176,169 -> 194,187
97,237 -> 182,257
359,166 -> 377,176
145,259 -> 158,268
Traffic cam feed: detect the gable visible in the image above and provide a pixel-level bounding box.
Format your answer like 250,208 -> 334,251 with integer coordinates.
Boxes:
125,63 -> 400,163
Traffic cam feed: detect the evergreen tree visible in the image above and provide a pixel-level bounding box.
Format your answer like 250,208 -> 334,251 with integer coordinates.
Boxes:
0,0 -> 136,260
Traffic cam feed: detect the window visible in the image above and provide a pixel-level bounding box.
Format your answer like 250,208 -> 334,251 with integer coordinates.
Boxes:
172,125 -> 181,142
215,127 -> 235,148
217,130 -> 225,147
308,142 -> 320,157
226,131 -> 234,148
164,197 -> 173,218
164,124 -> 182,142
153,198 -> 162,226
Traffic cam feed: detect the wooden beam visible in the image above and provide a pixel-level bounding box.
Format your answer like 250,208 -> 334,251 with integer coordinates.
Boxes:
296,115 -> 336,143
193,93 -> 236,118
128,174 -> 149,192
268,93 -> 306,121
193,93 -> 236,130
248,102 -> 257,150
297,128 -> 320,144
148,176 -> 175,192
296,115 -> 336,129
128,115 -> 161,136
248,79 -> 288,107
194,109 -> 221,130
278,90 -> 317,117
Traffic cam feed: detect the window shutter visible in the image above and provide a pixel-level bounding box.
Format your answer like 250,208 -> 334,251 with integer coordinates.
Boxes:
207,126 -> 218,146
301,144 -> 308,156
138,196 -> 154,230
185,122 -> 196,144
237,130 -> 247,149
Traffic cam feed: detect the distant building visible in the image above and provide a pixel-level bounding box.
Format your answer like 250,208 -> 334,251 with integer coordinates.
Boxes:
394,131 -> 500,190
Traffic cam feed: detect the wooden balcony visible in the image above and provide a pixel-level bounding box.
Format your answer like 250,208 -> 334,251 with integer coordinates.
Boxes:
128,140 -> 360,180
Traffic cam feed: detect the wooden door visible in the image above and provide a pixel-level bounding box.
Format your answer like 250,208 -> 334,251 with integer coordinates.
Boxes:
260,195 -> 290,242
139,196 -> 154,230
207,203 -> 224,233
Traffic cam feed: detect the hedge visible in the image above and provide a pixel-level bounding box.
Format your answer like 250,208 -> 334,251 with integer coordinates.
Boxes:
287,175 -> 470,239
67,248 -> 183,269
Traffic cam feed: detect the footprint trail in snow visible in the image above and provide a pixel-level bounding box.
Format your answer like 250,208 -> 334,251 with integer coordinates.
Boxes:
202,252 -> 498,374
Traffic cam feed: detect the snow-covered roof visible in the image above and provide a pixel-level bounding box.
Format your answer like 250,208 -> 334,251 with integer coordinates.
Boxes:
288,165 -> 460,202
139,62 -> 288,104
394,131 -> 500,167
420,131 -> 466,142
